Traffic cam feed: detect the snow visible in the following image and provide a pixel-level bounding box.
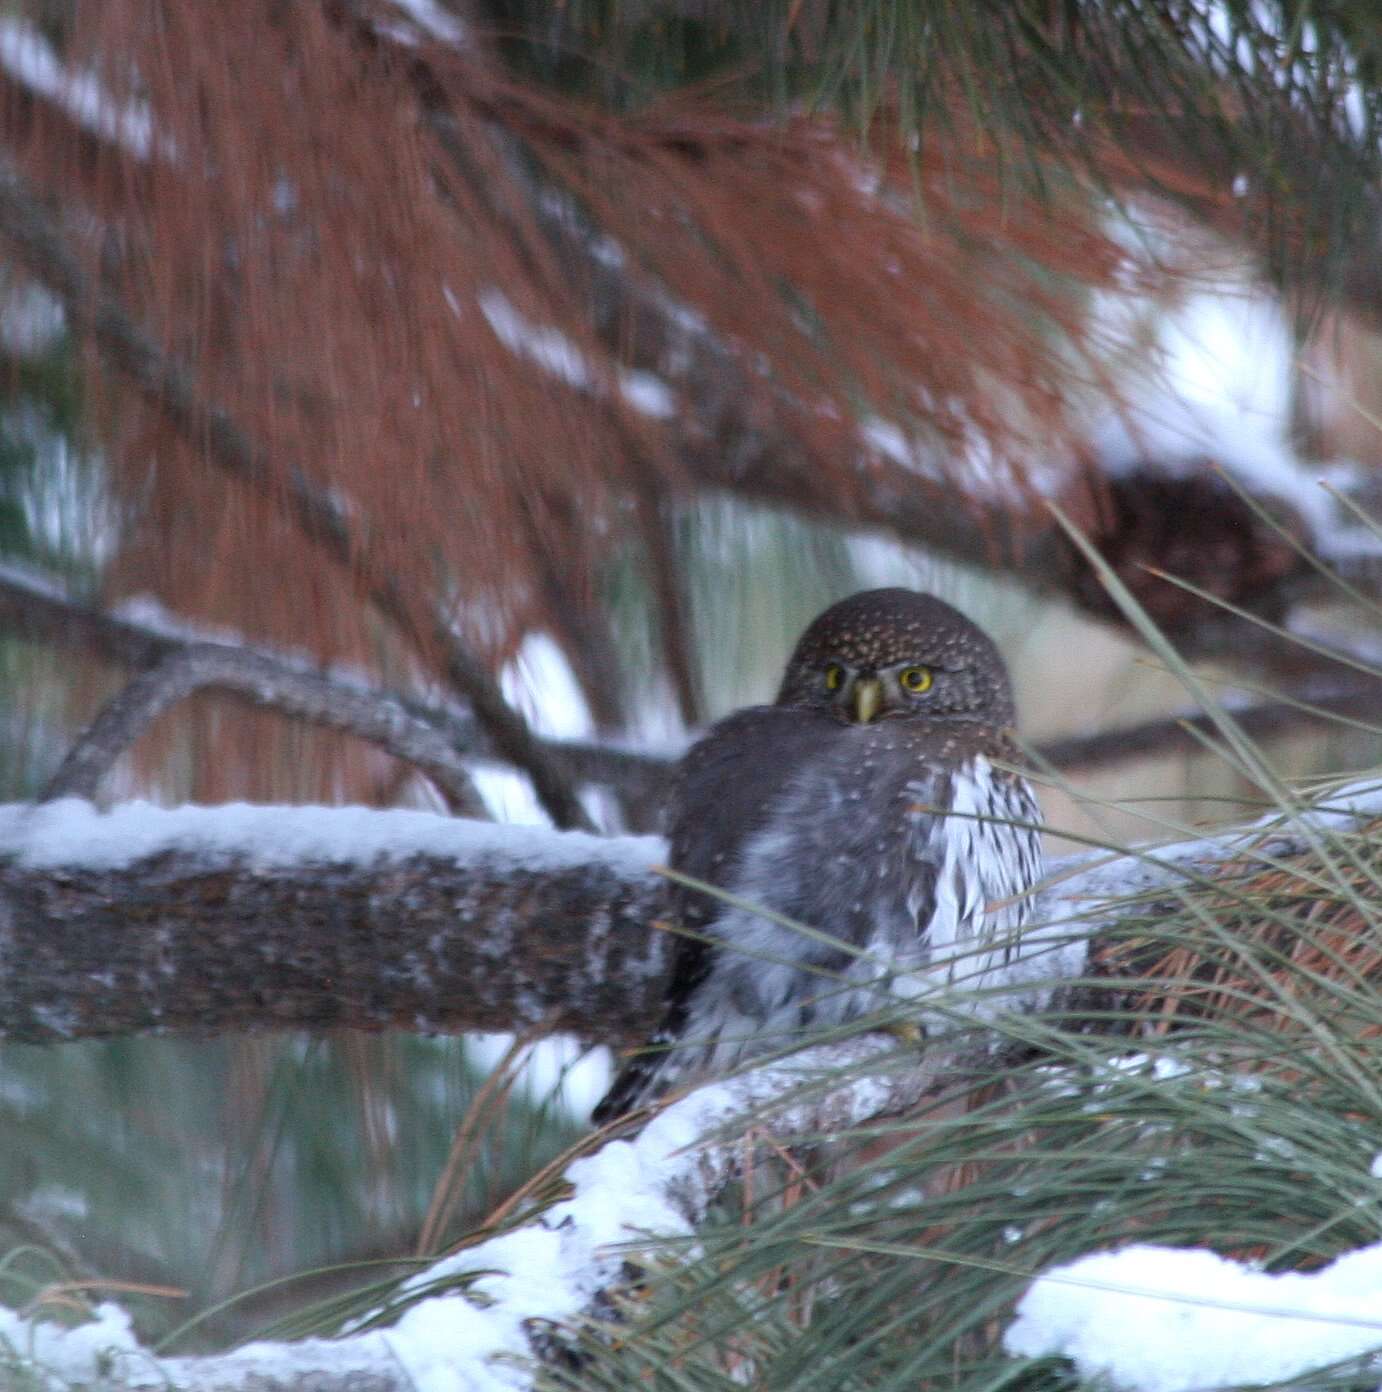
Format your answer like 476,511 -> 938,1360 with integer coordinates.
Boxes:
501,633 -> 592,743
1088,272 -> 1339,537
388,1294 -> 535,1392
112,594 -> 279,649
0,278 -> 64,358
475,631 -> 597,827
855,223 -> 1350,525
386,0 -> 466,45
1005,1241 -> 1382,1392
480,289 -> 590,391
469,1030 -> 613,1119
478,288 -> 680,419
0,558 -> 76,603
0,797 -> 662,877
619,369 -> 676,418
0,18 -> 162,161
0,1301 -> 146,1391
1093,380 -> 1333,537
336,1087 -> 716,1387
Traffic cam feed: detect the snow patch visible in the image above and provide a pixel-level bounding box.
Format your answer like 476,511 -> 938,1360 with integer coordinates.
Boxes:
619,370 -> 676,418
1005,1241 -> 1382,1392
478,288 -> 678,419
0,278 -> 64,358
480,289 -> 590,390
0,1302 -> 146,1390
1089,281 -> 1336,536
0,798 -> 662,877
501,633 -> 592,742
468,1031 -> 613,1119
0,18 -> 163,161
387,0 -> 466,44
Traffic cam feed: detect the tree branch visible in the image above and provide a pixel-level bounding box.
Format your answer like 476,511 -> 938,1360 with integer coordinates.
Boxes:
0,561 -> 673,814
1034,676 -> 1382,774
37,644 -> 488,814
0,799 -> 666,1045
1,781 -> 1378,1049
0,564 -> 491,813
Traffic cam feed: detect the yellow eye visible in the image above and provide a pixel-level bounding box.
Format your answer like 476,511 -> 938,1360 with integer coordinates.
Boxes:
824,663 -> 845,691
899,666 -> 933,693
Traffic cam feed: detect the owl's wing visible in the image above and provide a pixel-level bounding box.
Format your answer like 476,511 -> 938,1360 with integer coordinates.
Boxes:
592,706 -> 830,1124
666,705 -> 832,909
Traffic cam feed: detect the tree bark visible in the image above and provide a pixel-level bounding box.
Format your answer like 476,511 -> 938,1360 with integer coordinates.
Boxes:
0,801 -> 667,1045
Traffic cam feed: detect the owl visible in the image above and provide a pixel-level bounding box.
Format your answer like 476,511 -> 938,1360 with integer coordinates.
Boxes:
593,588 -> 1042,1125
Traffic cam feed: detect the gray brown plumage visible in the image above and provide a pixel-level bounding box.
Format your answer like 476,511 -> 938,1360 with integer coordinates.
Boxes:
593,588 -> 1041,1125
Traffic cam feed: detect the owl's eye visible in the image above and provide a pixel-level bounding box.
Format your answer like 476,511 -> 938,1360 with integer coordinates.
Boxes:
824,663 -> 845,691
899,665 -> 933,693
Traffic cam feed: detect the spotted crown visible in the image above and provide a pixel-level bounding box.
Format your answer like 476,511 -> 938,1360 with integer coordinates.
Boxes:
775,587 -> 1016,725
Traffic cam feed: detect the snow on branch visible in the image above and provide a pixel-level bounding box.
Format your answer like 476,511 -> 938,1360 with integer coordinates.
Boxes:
0,798 -> 667,1045
1006,1240 -> 1382,1392
0,16 -> 164,161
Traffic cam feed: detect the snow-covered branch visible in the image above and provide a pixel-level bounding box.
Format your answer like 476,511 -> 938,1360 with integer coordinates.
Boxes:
0,799 -> 667,1045
2,782 -> 1379,1050
0,1037 -> 956,1392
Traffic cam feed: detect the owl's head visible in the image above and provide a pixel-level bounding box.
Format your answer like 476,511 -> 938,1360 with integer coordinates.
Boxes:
775,588 -> 1016,728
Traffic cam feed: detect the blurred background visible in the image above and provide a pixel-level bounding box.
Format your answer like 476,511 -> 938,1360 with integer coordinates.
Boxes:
0,0 -> 1379,1352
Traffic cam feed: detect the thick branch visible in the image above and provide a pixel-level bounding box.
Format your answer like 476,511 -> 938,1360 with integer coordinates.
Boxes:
0,800 -> 667,1044
1,783 -> 1378,1048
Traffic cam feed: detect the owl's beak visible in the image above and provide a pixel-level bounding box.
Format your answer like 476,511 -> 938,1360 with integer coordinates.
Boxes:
850,676 -> 883,724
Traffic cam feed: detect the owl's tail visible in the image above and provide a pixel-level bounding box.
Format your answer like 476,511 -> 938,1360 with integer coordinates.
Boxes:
590,1048 -> 667,1127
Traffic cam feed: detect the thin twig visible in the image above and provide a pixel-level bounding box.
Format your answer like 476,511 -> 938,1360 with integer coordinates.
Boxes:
1037,677 -> 1382,773
0,563 -> 667,811
37,642 -> 487,814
